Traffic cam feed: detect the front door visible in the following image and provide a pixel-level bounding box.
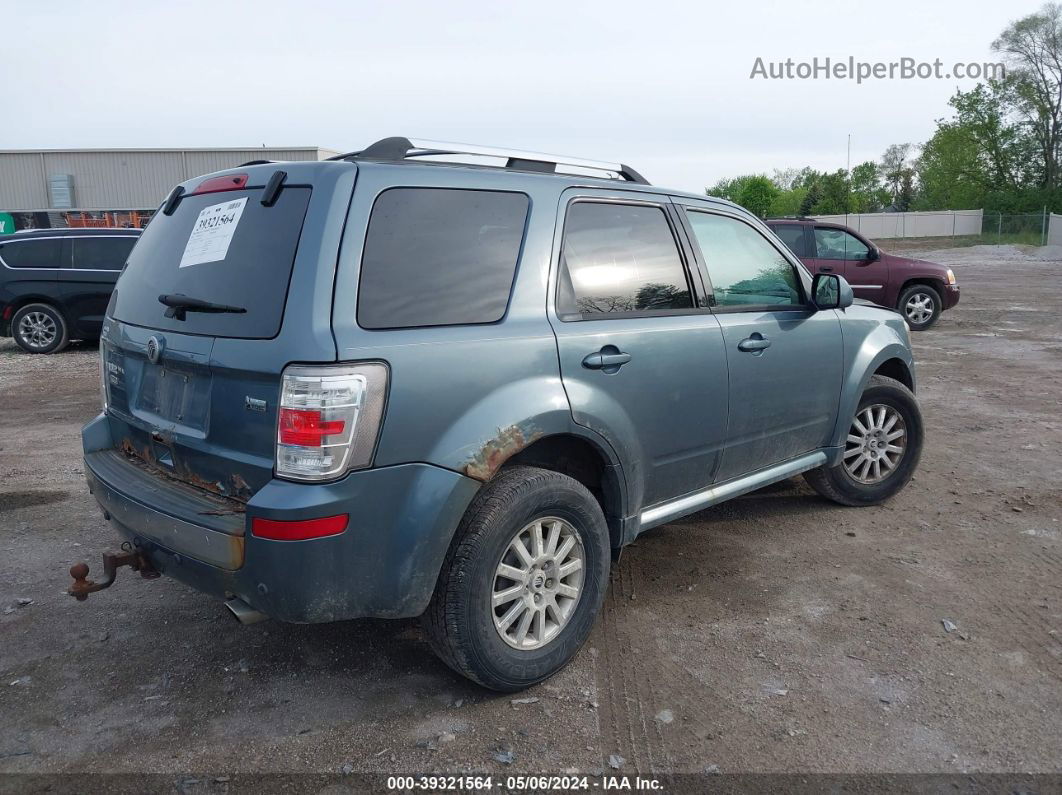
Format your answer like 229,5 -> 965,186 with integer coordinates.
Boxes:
812,225 -> 889,305
549,190 -> 730,511
679,205 -> 844,482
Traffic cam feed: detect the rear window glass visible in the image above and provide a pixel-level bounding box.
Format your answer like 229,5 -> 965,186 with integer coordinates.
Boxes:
770,224 -> 807,257
557,202 -> 693,319
0,238 -> 61,269
357,188 -> 529,330
112,187 -> 310,338
71,236 -> 137,270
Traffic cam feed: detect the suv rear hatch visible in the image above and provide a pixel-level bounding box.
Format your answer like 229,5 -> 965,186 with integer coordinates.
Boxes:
99,163 -> 354,503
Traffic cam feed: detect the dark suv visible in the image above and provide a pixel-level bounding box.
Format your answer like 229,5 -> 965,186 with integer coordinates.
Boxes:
0,228 -> 141,353
765,218 -> 960,330
72,138 -> 923,690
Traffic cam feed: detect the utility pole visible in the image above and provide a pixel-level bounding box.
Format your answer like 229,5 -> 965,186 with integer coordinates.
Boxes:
846,133 -> 851,225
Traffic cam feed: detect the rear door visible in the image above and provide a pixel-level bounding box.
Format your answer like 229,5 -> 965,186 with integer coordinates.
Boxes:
549,189 -> 730,511
767,222 -> 811,265
101,166 -> 346,501
60,235 -> 136,338
679,203 -> 843,481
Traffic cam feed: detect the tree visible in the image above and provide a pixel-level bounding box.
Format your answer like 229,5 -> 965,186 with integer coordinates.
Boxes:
915,83 -> 1040,210
916,122 -> 990,210
768,186 -> 809,217
897,171 -> 916,211
993,3 -> 1062,189
849,161 -> 888,212
771,166 -> 817,191
810,170 -> 851,215
733,175 -> 779,218
707,174 -> 778,217
880,143 -> 917,206
798,182 -> 821,216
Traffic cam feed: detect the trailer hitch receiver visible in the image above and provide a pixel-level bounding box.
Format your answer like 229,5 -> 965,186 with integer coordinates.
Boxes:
68,544 -> 160,601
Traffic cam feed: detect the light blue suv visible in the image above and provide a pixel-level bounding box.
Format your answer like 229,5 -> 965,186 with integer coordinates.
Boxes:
73,137 -> 922,690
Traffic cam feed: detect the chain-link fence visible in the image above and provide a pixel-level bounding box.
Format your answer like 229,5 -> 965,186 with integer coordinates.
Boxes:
980,212 -> 1051,246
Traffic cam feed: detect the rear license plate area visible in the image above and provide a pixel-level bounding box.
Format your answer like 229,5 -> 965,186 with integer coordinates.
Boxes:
138,364 -> 211,430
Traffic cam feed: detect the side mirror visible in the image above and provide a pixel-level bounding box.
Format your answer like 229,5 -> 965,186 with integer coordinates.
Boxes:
812,273 -> 855,310
866,247 -> 879,262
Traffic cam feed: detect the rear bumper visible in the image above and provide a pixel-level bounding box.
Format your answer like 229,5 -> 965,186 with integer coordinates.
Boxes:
942,284 -> 960,310
82,414 -> 481,623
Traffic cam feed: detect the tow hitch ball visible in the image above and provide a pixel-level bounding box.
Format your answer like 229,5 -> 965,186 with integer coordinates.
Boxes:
68,544 -> 160,601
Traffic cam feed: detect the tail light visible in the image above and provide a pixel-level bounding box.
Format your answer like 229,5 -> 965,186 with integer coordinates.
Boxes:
98,342 -> 109,412
275,363 -> 388,481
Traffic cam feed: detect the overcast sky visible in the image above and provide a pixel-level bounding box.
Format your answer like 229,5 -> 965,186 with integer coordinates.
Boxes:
3,0 -> 1034,192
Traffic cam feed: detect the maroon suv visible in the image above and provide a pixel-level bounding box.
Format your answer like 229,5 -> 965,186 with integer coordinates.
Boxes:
766,218 -> 960,330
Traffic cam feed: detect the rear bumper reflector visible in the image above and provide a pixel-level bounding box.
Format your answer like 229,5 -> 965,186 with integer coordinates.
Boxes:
251,514 -> 348,541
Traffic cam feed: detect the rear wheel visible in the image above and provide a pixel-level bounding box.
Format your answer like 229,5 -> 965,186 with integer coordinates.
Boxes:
11,303 -> 69,354
804,374 -> 923,506
422,466 -> 610,691
898,284 -> 941,331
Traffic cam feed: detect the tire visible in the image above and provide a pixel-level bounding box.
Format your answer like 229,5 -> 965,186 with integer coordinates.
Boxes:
11,303 -> 69,354
897,283 -> 941,331
422,465 -> 611,691
804,374 -> 923,507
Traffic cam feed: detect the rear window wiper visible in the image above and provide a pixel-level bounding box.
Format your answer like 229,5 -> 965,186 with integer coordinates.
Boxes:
158,294 -> 247,321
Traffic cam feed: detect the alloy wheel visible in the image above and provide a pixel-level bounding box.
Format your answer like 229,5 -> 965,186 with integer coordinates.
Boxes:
904,292 -> 935,325
491,517 -> 585,650
843,403 -> 907,484
17,311 -> 58,350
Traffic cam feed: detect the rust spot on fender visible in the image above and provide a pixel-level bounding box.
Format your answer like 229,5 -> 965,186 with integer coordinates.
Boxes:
463,423 -> 543,481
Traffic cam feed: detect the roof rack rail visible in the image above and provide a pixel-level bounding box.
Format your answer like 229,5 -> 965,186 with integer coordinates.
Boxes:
328,137 -> 649,184
239,159 -> 275,167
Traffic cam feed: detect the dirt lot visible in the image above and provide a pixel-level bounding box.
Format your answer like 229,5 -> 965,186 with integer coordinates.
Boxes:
1,245 -> 1060,784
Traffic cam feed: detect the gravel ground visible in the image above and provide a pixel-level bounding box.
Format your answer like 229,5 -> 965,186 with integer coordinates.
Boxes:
1,247 -> 1060,783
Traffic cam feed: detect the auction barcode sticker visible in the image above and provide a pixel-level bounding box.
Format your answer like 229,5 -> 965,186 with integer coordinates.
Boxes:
179,197 -> 248,268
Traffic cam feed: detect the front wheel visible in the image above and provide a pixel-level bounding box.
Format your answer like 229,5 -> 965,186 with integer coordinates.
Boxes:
422,466 -> 610,691
898,284 -> 941,331
804,374 -> 923,506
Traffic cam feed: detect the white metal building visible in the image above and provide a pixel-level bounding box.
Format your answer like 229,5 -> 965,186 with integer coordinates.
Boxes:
0,147 -> 339,217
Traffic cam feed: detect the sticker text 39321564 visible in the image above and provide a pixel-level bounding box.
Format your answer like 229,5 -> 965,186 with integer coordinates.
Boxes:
179,197 -> 248,268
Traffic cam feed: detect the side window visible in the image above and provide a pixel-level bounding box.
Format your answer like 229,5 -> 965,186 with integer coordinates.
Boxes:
558,202 -> 693,319
71,237 -> 137,271
770,224 -> 807,257
357,188 -> 529,330
814,227 -> 869,260
685,212 -> 803,309
0,239 -> 61,269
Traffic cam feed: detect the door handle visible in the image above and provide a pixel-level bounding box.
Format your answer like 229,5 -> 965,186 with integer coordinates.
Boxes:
582,347 -> 632,372
737,334 -> 771,353
819,266 -> 834,272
